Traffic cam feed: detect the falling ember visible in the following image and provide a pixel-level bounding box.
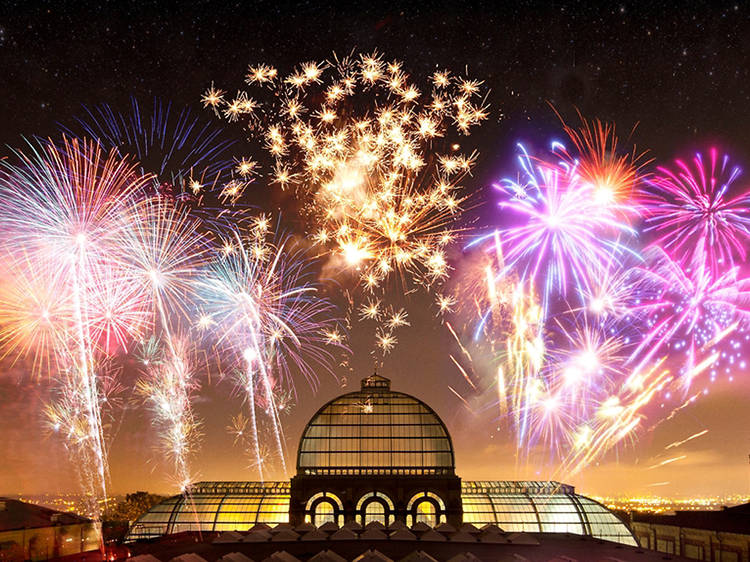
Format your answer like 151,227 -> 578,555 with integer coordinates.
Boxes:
647,455 -> 687,470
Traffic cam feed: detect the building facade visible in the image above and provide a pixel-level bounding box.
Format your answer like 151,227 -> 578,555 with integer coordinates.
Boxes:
0,498 -> 102,561
289,374 -> 462,528
631,503 -> 750,561
127,375 -> 637,546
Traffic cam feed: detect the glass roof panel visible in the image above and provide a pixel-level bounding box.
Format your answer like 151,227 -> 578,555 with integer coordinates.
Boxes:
297,377 -> 454,475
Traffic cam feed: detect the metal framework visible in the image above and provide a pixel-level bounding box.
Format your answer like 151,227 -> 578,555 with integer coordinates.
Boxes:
125,482 -> 290,541
125,376 -> 636,547
296,375 -> 455,476
461,481 -> 636,546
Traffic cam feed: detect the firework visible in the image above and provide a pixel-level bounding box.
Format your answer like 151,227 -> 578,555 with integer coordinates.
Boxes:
136,336 -> 201,491
198,216 -> 345,479
453,136 -> 750,474
0,251 -> 69,375
119,195 -> 210,343
482,142 -> 638,315
204,52 -> 489,353
558,114 -> 647,211
0,137 -> 150,516
643,149 -> 750,273
65,98 -> 239,200
631,245 -> 750,382
121,196 -> 211,488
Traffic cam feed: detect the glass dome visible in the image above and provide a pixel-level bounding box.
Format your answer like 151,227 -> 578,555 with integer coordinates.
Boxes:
296,374 -> 455,476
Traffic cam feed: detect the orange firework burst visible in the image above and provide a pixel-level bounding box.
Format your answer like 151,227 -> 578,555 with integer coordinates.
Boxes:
556,110 -> 650,211
205,51 -> 490,354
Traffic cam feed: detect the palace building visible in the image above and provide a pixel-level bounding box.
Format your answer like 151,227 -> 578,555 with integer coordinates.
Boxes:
126,374 -> 637,547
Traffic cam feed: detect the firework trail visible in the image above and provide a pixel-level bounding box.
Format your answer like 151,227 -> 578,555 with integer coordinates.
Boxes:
228,412 -> 272,472
643,149 -> 750,274
647,455 -> 687,470
0,137 -> 150,516
65,97 -> 238,200
503,281 -> 545,448
121,196 -> 211,489
561,358 -> 673,474
664,429 -> 708,450
198,216 -> 346,478
203,52 -> 489,355
136,336 -> 201,491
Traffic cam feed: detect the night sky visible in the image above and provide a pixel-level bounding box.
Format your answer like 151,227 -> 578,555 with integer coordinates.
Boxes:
2,1 -> 750,498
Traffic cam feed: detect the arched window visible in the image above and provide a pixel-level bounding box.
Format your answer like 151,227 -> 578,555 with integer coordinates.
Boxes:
304,492 -> 344,526
313,501 -> 335,526
406,492 -> 446,527
415,499 -> 437,526
364,501 -> 385,525
356,492 -> 394,526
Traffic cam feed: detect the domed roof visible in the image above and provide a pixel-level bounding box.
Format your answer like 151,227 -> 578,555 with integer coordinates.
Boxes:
297,374 -> 455,476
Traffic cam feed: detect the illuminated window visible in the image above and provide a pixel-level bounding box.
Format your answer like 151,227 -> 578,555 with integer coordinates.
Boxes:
356,492 -> 394,525
406,492 -> 445,527
304,492 -> 344,526
313,501 -> 336,525
364,501 -> 385,525
414,500 -> 437,526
